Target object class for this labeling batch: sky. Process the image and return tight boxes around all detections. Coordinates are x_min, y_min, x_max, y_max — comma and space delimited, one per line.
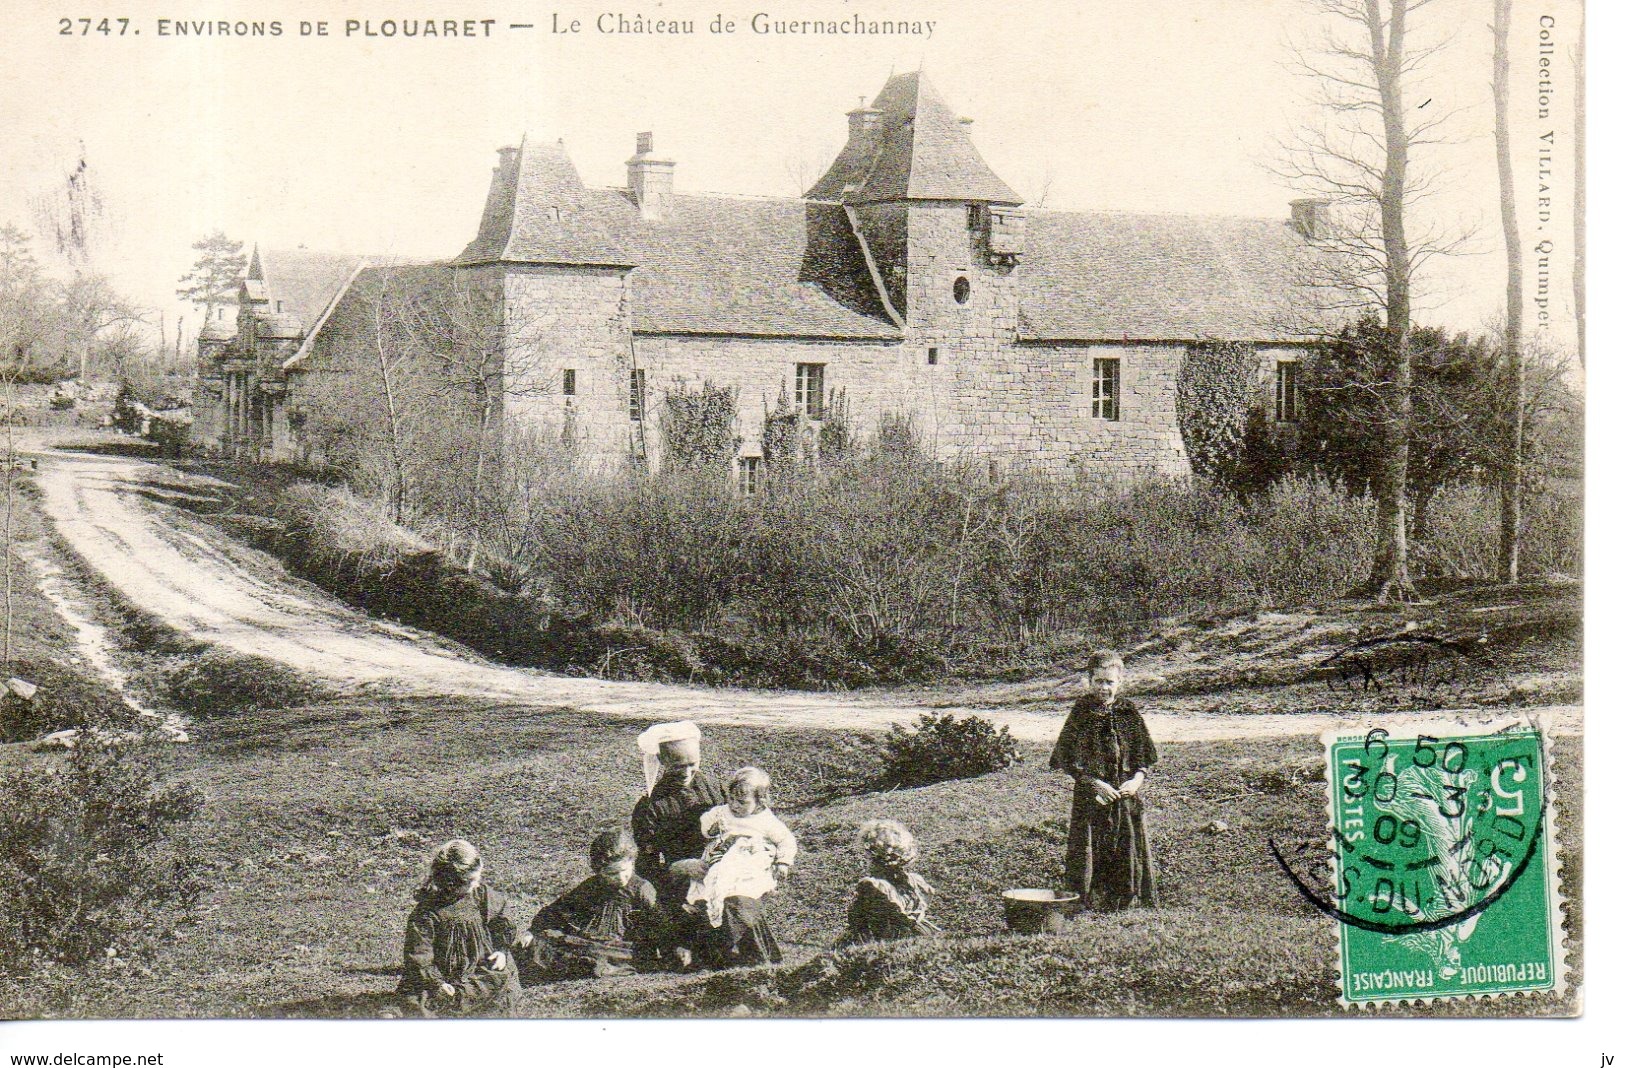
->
0, 0, 1584, 354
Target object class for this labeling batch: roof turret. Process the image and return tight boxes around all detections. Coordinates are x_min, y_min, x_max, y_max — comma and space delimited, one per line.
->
805, 72, 1021, 206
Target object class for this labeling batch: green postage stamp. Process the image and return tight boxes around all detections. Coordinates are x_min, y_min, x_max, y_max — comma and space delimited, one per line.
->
1320, 718, 1566, 1006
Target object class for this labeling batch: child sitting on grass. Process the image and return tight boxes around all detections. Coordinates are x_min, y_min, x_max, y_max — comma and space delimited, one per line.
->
1049, 649, 1160, 910
673, 766, 797, 929
525, 829, 671, 979
396, 838, 526, 1017
839, 818, 942, 945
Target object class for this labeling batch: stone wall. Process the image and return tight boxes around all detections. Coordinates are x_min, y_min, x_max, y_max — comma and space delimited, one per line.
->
498, 264, 634, 470
899, 201, 1025, 464
629, 336, 913, 468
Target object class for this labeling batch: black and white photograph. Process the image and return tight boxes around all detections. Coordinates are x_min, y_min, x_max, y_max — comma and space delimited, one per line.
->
0, 0, 1596, 1059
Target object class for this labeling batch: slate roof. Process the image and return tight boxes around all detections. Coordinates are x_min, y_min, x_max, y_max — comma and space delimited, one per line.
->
282, 259, 443, 371
455, 138, 635, 268
246, 248, 367, 335
455, 138, 899, 339
452, 79, 1320, 343
1018, 211, 1319, 342
806, 72, 1021, 206
617, 194, 897, 337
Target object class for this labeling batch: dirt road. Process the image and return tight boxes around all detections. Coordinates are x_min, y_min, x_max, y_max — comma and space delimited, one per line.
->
30, 448, 1580, 743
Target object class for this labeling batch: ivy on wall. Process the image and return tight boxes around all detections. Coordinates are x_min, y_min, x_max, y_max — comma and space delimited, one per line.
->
1176, 340, 1256, 482
762, 381, 809, 473
660, 380, 741, 471
819, 387, 853, 463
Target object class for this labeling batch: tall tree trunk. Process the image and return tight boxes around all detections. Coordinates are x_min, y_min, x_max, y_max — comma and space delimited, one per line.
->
466, 391, 492, 573
372, 279, 408, 523
1359, 0, 1417, 603
1494, 0, 1524, 583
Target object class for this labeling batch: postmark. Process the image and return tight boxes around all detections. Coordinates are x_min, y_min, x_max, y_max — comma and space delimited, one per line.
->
1272, 717, 1565, 1005
1314, 633, 1486, 708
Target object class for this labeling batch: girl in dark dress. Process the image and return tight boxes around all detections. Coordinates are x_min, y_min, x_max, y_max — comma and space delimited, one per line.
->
396, 839, 525, 1017
527, 829, 670, 978
1048, 650, 1159, 910
839, 818, 942, 946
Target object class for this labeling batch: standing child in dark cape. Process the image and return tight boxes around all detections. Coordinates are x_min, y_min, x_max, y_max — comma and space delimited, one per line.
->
1049, 650, 1160, 910
396, 839, 525, 1017
527, 829, 670, 978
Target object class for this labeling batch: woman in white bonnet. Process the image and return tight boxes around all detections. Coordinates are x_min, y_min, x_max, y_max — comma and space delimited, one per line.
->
629, 721, 783, 967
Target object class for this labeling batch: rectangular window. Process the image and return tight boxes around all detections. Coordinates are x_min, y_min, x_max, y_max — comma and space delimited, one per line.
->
927, 347, 939, 366
1275, 359, 1300, 422
739, 456, 762, 497
795, 363, 826, 418
562, 369, 577, 398
629, 368, 646, 422
1091, 358, 1120, 421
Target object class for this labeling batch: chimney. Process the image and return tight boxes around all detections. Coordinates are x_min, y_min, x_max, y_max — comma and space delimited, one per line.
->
846, 97, 884, 151
1290, 198, 1331, 240
494, 144, 519, 176
626, 131, 675, 222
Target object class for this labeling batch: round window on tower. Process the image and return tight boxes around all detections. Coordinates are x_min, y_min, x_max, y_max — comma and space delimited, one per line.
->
953, 276, 971, 304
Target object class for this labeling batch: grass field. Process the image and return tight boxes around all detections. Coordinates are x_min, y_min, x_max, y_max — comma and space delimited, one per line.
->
0, 693, 1582, 1019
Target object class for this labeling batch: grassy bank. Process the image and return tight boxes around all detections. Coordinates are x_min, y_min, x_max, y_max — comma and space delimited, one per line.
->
0, 694, 1581, 1018
0, 475, 139, 742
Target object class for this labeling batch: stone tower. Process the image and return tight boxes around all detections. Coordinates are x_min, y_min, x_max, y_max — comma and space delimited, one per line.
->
806, 72, 1027, 455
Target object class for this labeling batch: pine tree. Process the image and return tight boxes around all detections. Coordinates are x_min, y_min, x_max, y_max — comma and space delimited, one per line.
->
176, 231, 247, 330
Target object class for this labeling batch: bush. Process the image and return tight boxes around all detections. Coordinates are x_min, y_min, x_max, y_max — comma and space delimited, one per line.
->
1419, 481, 1583, 581
0, 734, 205, 973
164, 649, 334, 718
876, 712, 1020, 787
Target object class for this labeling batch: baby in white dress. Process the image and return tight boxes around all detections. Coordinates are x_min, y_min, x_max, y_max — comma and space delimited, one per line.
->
682, 766, 797, 928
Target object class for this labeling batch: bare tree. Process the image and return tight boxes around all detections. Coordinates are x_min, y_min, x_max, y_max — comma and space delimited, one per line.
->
295, 263, 563, 568
30, 144, 108, 271
59, 272, 145, 382
1276, 0, 1460, 602
1492, 0, 1523, 582
0, 226, 49, 676
384, 270, 558, 569
784, 137, 837, 198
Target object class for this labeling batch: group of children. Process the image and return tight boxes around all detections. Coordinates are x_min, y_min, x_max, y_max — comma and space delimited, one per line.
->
394, 650, 1156, 1017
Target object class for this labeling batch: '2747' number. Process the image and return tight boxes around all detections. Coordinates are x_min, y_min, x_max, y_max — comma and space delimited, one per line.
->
59, 18, 133, 34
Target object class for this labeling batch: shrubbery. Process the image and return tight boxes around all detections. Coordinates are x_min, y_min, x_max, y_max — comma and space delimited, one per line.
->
485, 456, 1386, 680
0, 734, 205, 972
257, 431, 1580, 688
876, 712, 1020, 787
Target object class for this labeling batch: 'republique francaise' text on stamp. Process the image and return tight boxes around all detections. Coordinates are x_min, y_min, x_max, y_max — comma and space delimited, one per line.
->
1323, 719, 1564, 1005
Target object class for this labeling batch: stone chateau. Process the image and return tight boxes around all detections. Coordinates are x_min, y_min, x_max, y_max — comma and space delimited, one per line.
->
195, 72, 1323, 481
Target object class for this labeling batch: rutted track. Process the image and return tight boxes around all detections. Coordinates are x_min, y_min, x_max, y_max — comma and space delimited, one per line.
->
32, 449, 1581, 742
